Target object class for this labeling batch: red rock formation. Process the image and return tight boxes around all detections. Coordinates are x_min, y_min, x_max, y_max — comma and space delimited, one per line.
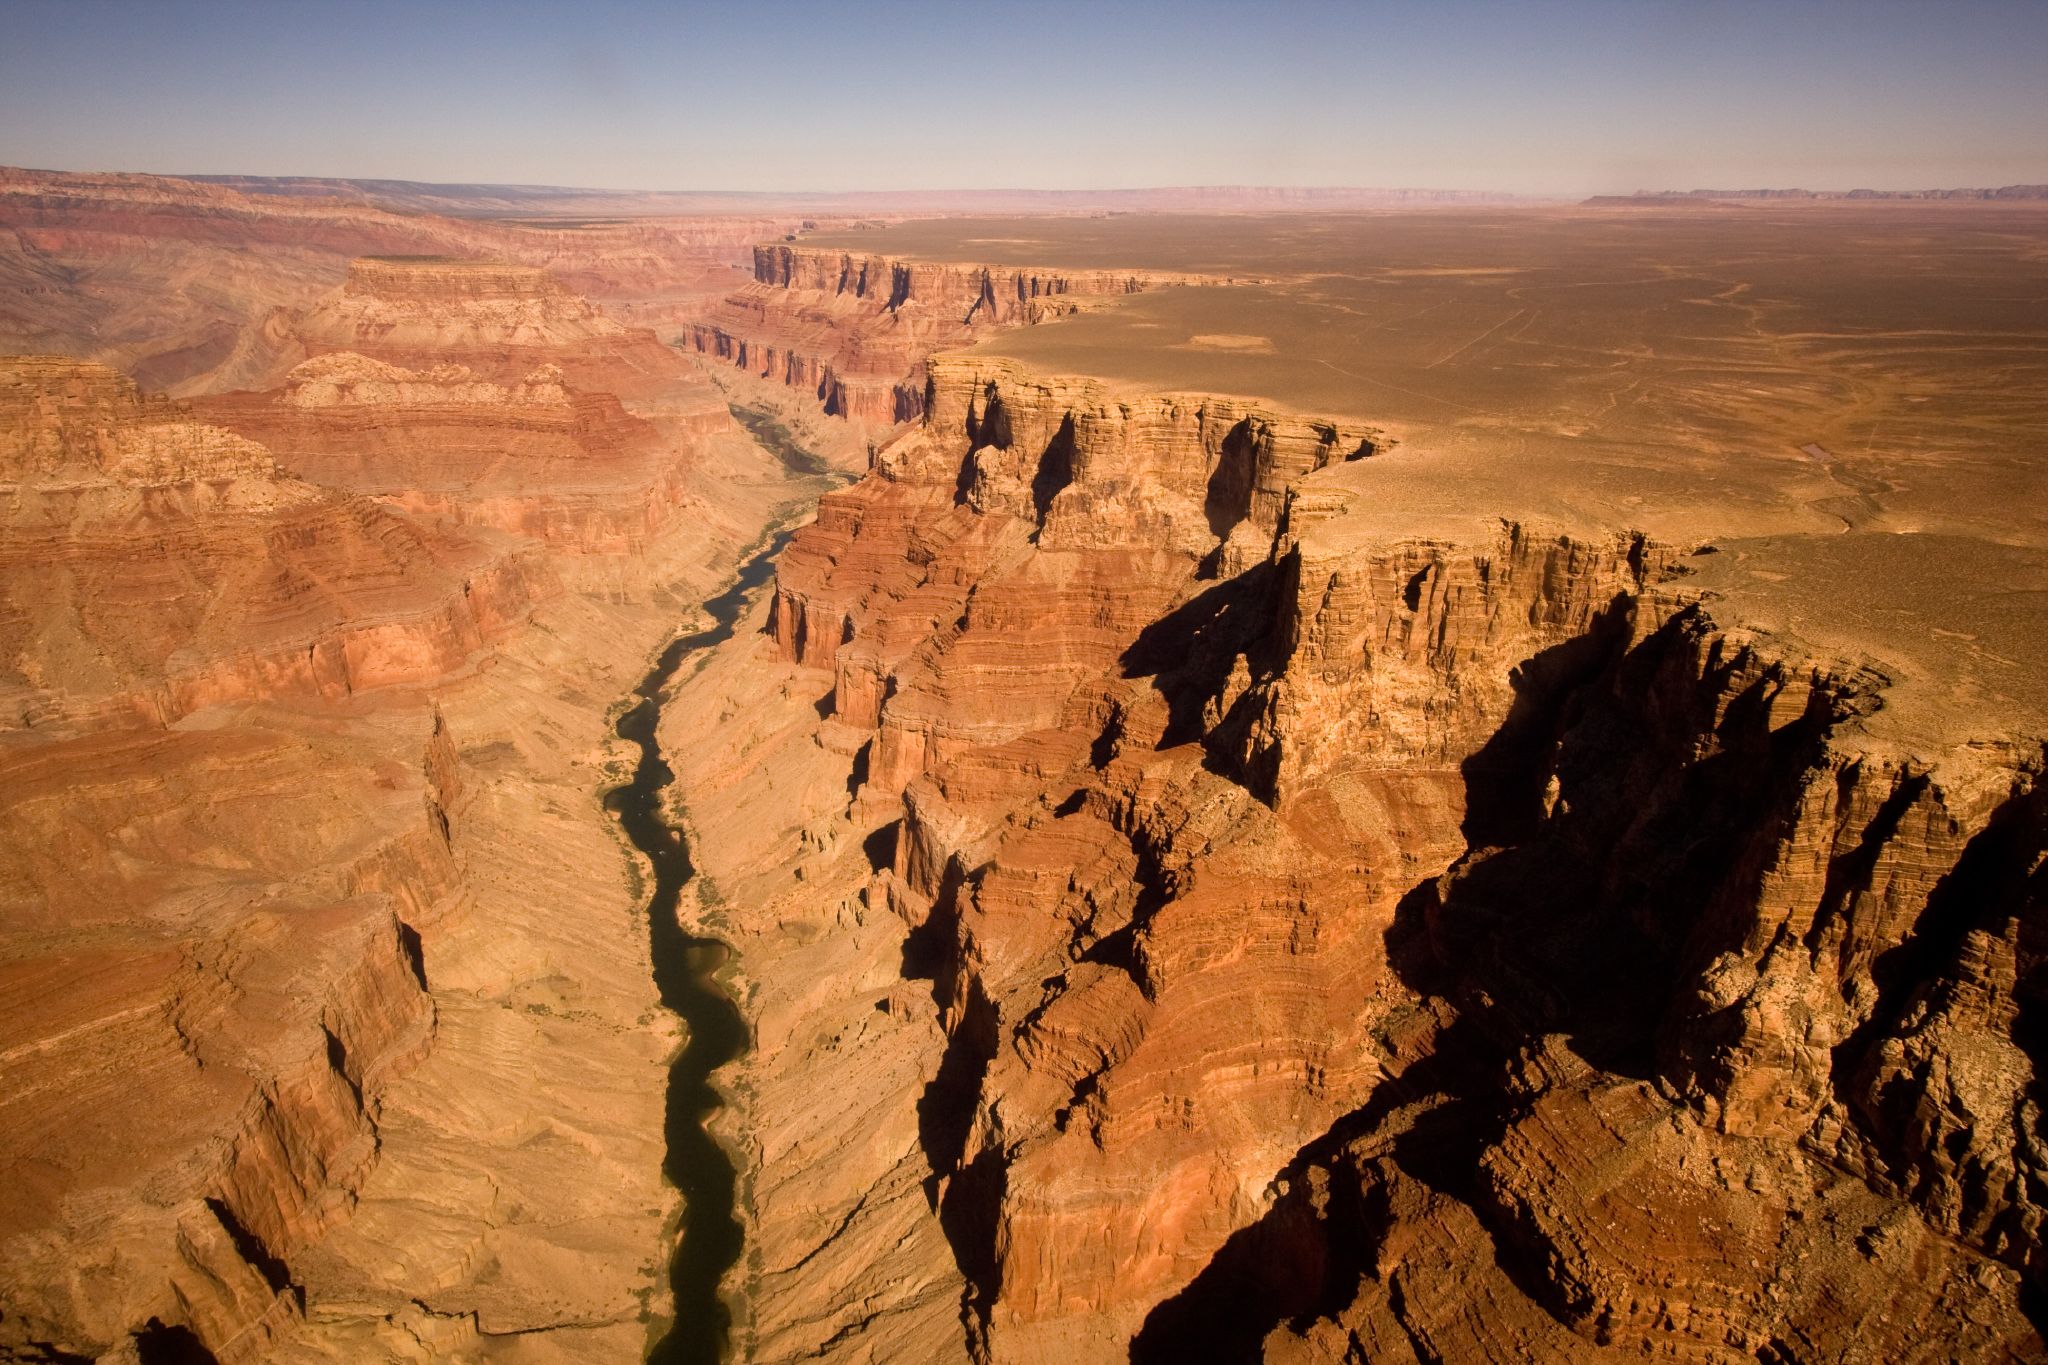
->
196, 352, 699, 554
715, 352, 2047, 1361
684, 244, 1220, 425
1147, 591, 2046, 1363
0, 710, 453, 1361
276, 257, 721, 410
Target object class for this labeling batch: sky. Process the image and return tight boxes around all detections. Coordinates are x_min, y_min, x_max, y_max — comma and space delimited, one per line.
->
3, 0, 2045, 195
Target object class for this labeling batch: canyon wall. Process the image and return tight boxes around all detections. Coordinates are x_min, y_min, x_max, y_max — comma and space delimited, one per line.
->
8, 170, 2043, 1364
666, 352, 2046, 1362
682, 245, 1220, 426
0, 355, 553, 729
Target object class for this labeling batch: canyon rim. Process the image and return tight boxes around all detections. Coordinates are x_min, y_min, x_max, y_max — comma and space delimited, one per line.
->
3, 3, 2048, 1362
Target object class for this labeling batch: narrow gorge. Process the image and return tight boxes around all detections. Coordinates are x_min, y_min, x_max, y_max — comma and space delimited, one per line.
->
609, 529, 795, 1365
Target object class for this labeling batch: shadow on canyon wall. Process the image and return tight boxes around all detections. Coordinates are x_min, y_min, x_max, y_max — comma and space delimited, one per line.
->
1129, 604, 2048, 1361
882, 526, 2048, 1362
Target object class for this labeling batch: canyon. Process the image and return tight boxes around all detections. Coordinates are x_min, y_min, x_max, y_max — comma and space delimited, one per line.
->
1, 169, 2045, 1365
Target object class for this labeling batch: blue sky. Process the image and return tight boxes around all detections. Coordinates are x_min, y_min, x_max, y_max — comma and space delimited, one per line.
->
3, 0, 2044, 193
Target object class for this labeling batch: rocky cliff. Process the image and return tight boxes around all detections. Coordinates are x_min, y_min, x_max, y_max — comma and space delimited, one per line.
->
663, 352, 2046, 1363
8, 170, 2043, 1363
197, 351, 690, 555
1, 708, 453, 1361
682, 245, 1220, 426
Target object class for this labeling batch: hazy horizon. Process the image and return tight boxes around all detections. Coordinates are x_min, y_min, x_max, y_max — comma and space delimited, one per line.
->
5, 0, 2046, 197
20, 171, 2048, 201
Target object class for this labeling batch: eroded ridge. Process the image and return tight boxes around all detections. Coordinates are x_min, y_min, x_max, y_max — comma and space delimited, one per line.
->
0, 240, 807, 1360
682, 243, 1229, 425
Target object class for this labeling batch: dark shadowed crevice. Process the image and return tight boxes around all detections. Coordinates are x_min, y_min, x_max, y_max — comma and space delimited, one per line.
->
915, 981, 1007, 1354
396, 920, 427, 989
1121, 560, 1282, 760
133, 1322, 217, 1365
321, 1026, 365, 1111
1456, 591, 1634, 849
1401, 565, 1430, 613
1031, 414, 1077, 526
861, 817, 896, 872
203, 1197, 296, 1299
967, 382, 1014, 450
918, 984, 1000, 1190
954, 445, 979, 506
1203, 417, 1258, 539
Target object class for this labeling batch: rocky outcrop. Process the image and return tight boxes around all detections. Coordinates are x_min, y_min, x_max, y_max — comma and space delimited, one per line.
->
683, 245, 1222, 425
1136, 583, 2046, 1363
278, 352, 572, 409
0, 711, 453, 1362
768, 354, 1377, 772
675, 349, 2046, 1362
748, 245, 1205, 324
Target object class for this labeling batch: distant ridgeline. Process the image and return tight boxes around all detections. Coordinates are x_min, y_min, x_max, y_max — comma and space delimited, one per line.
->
1586, 184, 2048, 204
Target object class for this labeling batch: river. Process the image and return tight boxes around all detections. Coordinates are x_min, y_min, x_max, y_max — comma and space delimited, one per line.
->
606, 528, 795, 1365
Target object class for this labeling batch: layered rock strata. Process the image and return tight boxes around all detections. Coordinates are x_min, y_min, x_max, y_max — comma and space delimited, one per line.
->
683, 245, 1221, 425
199, 352, 694, 554
268, 257, 730, 414
0, 355, 547, 729
663, 353, 2047, 1363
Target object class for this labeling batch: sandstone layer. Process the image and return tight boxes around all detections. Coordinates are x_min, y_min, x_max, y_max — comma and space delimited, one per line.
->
0, 355, 548, 730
